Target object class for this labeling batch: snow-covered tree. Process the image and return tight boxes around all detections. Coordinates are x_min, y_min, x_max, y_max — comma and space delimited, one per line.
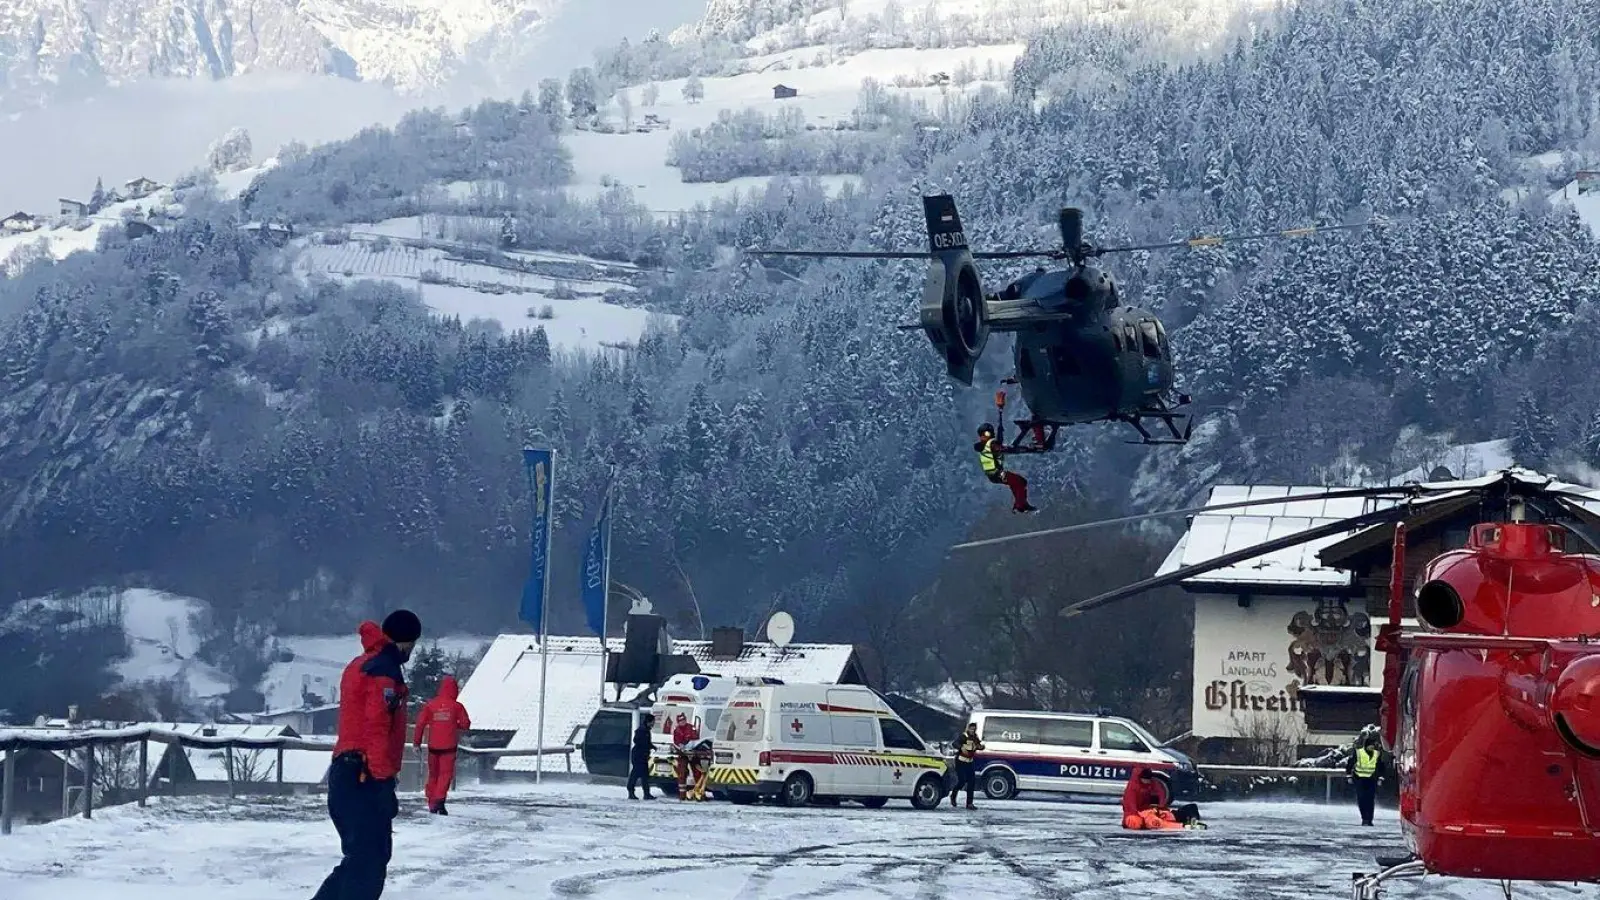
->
206, 127, 254, 174
682, 75, 705, 104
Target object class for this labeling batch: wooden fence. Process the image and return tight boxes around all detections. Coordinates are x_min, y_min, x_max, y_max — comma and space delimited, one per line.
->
0, 726, 573, 835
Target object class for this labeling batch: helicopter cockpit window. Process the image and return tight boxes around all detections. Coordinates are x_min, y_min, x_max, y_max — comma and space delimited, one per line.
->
1139, 321, 1161, 358
1122, 323, 1137, 353
1111, 329, 1123, 352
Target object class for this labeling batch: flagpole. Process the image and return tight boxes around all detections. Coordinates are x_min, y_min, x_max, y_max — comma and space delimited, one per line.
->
599, 468, 616, 705
536, 449, 556, 784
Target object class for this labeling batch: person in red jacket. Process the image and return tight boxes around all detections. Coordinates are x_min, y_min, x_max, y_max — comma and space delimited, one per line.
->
1120, 765, 1203, 830
313, 610, 422, 900
413, 675, 471, 815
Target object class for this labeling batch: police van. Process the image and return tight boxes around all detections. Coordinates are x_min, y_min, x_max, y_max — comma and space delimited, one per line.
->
709, 682, 948, 809
647, 674, 777, 793
963, 709, 1198, 801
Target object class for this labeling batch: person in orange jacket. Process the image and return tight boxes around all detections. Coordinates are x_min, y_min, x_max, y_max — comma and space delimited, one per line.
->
413, 675, 471, 815
1120, 765, 1204, 830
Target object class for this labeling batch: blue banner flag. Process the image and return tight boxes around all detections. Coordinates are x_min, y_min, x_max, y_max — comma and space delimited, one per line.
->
580, 479, 613, 636
519, 447, 555, 631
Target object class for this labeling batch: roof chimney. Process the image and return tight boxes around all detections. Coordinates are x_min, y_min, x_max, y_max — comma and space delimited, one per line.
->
711, 626, 745, 660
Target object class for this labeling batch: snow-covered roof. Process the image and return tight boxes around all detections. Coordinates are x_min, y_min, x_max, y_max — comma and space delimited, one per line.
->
461, 633, 860, 774
1156, 469, 1600, 590
1155, 485, 1399, 588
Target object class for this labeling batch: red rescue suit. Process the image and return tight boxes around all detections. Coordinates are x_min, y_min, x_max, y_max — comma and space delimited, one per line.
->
414, 675, 471, 812
1121, 765, 1183, 830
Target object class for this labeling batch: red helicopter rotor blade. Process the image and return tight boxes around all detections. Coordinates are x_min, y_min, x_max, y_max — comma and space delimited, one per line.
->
1058, 503, 1415, 618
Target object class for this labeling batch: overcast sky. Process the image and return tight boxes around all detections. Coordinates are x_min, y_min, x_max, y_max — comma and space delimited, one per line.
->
0, 0, 708, 213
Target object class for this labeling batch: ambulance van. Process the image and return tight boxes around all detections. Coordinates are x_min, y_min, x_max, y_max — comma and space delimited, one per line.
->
647, 674, 779, 793
708, 682, 948, 809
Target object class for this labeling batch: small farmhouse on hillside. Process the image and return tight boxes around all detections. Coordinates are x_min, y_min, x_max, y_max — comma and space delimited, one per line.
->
121, 177, 162, 199
2, 211, 39, 233
773, 84, 798, 99
58, 198, 87, 217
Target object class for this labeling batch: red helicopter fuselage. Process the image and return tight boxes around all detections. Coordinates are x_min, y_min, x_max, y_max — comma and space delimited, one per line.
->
1384, 521, 1600, 882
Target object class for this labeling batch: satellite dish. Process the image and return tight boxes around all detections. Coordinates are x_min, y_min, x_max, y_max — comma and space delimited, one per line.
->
766, 611, 795, 649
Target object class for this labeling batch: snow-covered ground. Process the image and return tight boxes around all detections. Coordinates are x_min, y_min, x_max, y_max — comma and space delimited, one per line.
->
0, 782, 1570, 899
261, 634, 495, 711
293, 215, 669, 349
0, 589, 233, 705
566, 43, 1020, 213
1551, 176, 1600, 235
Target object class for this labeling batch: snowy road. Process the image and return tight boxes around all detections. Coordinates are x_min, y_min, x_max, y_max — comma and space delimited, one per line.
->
0, 782, 1589, 899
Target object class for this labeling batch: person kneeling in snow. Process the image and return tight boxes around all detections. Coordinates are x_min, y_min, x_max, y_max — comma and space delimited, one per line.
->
1120, 766, 1204, 830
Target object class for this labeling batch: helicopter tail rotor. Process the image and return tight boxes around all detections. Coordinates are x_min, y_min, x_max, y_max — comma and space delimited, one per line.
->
919, 194, 989, 385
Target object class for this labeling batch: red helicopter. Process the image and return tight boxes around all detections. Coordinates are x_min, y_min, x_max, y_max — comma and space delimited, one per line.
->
950, 470, 1600, 898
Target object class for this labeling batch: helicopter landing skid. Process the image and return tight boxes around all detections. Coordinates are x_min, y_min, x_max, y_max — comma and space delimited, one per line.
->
1350, 859, 1427, 900
1002, 421, 1060, 454
1119, 411, 1191, 445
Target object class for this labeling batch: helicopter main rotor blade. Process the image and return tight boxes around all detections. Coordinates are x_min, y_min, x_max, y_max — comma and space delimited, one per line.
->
744, 249, 934, 259
1091, 220, 1378, 257
948, 484, 1425, 552
1057, 503, 1416, 619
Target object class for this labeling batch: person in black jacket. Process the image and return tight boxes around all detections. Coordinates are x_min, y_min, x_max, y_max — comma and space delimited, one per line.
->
627, 712, 656, 799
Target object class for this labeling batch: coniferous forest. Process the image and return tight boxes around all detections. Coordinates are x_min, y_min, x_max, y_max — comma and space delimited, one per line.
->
3, 0, 1600, 723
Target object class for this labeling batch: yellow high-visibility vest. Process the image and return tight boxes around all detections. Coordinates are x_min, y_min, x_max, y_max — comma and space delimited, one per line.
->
978, 438, 1002, 474
1354, 747, 1379, 778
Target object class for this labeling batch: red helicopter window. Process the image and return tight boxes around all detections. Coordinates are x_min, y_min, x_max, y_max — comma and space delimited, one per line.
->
1139, 321, 1161, 358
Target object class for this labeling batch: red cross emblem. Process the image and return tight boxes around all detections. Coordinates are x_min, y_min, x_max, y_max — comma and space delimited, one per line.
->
893, 769, 903, 781
790, 718, 803, 733
745, 715, 758, 729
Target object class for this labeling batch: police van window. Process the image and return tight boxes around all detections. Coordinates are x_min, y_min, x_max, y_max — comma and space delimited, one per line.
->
1098, 722, 1147, 753
1139, 321, 1161, 358
831, 716, 877, 747
879, 719, 925, 752
982, 716, 1040, 743
1037, 718, 1093, 747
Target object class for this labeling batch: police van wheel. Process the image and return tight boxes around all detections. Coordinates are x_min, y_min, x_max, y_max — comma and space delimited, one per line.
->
780, 773, 815, 807
982, 769, 1017, 801
911, 775, 944, 810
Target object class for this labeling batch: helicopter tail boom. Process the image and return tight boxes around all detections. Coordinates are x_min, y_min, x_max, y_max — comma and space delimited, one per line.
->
918, 194, 990, 385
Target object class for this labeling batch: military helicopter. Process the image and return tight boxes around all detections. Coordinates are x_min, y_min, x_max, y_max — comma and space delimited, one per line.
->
749, 194, 1372, 447
951, 469, 1600, 898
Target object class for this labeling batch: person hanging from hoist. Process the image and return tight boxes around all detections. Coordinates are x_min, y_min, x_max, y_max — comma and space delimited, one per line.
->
976, 423, 1038, 513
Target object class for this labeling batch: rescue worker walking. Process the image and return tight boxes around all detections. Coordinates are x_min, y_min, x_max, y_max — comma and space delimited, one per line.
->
976, 424, 1037, 513
412, 674, 471, 815
950, 722, 984, 808
1347, 731, 1388, 826
627, 712, 655, 800
313, 609, 422, 900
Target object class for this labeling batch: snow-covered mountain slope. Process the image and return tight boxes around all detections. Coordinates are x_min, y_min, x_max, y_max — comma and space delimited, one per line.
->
571, 0, 1275, 215
0, 0, 564, 104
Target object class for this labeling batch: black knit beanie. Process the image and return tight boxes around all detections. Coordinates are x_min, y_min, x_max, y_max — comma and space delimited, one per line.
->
382, 609, 422, 643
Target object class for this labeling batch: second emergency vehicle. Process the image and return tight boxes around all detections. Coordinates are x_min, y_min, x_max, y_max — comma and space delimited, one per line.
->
648, 674, 779, 794
963, 709, 1198, 801
709, 683, 947, 809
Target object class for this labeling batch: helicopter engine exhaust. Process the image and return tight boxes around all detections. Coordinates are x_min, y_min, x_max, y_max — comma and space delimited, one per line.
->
919, 194, 989, 385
